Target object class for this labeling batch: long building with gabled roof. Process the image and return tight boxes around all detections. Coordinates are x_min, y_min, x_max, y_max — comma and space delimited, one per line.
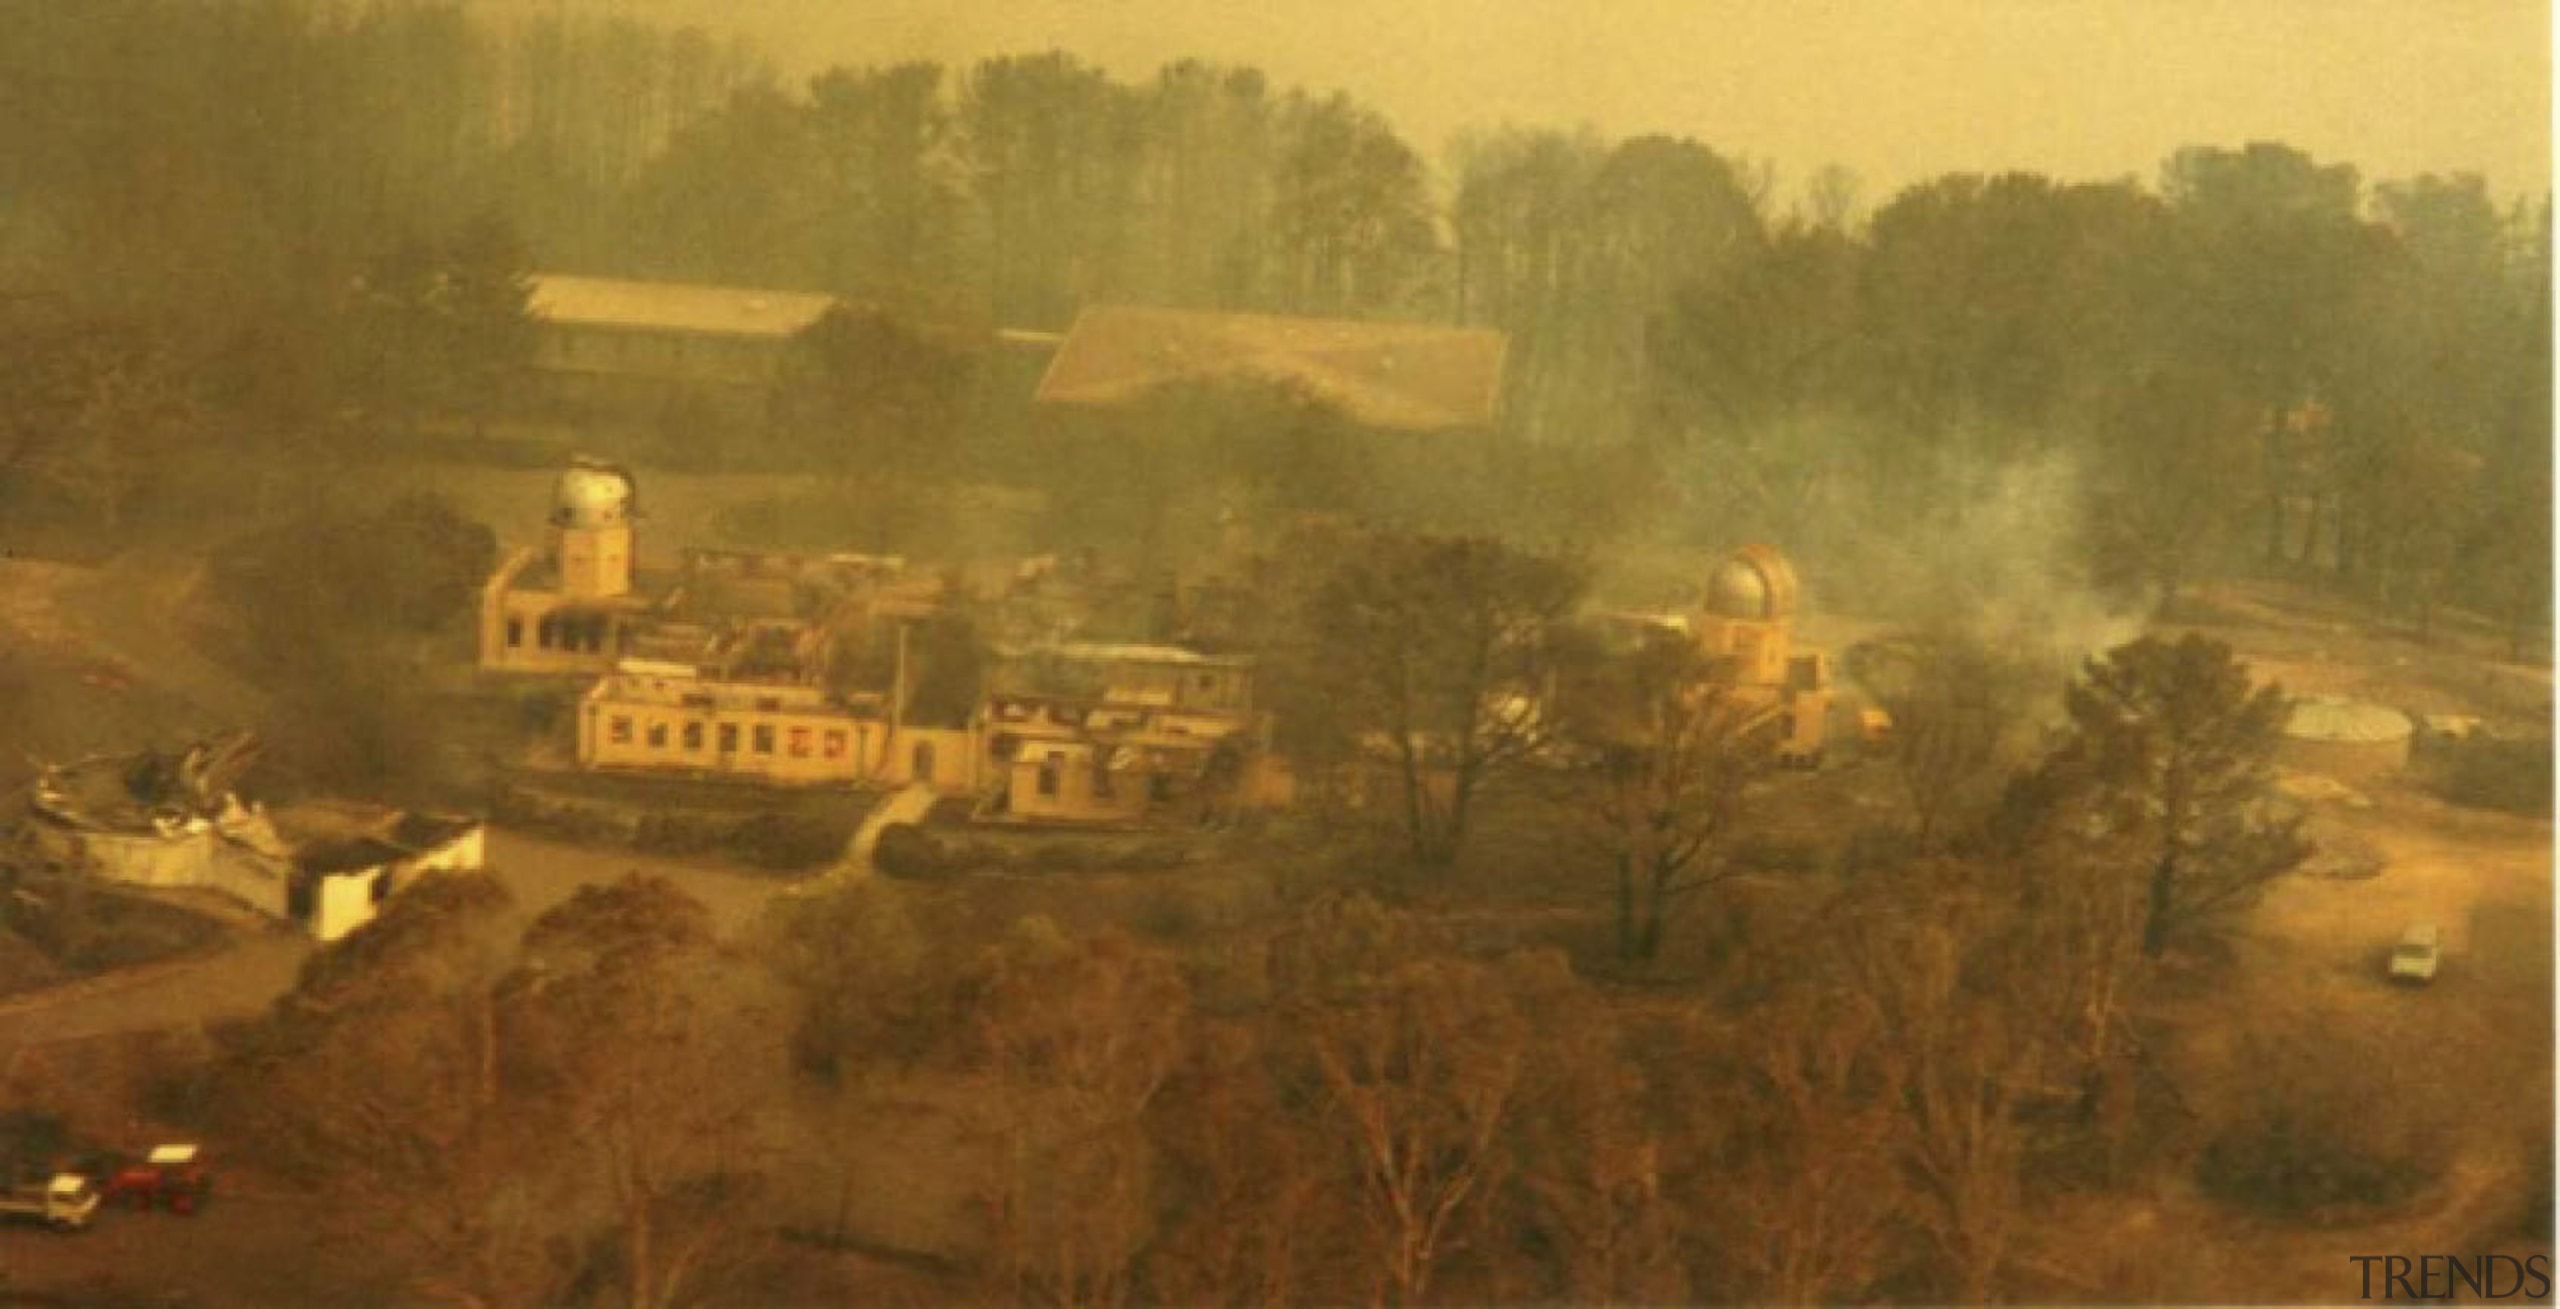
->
1034, 304, 1509, 431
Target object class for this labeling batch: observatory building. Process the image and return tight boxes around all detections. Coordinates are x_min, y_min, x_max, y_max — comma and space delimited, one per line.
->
478, 458, 666, 677
1691, 544, 1835, 766
1591, 544, 1840, 766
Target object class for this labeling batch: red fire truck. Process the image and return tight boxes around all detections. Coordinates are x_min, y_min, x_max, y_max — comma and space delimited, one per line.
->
102, 1144, 211, 1214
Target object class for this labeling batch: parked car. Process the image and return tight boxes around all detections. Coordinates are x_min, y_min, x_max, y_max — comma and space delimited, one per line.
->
0, 1173, 100, 1231
102, 1144, 210, 1214
2388, 923, 2442, 985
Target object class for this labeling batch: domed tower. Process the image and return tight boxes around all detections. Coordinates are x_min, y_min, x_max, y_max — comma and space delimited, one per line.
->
551, 458, 636, 599
1694, 544, 1799, 687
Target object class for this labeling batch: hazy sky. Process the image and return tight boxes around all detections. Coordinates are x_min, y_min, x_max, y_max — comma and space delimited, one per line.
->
629, 0, 2551, 209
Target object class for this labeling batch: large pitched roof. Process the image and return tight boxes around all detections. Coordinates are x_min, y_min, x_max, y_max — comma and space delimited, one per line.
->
529, 274, 837, 339
1035, 305, 1508, 431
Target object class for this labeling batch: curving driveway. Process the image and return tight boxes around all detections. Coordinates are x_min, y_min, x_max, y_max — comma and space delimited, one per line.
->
0, 826, 812, 1051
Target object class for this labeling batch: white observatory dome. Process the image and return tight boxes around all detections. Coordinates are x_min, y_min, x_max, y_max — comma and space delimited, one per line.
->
1705, 558, 1770, 619
1703, 545, 1799, 621
552, 460, 634, 529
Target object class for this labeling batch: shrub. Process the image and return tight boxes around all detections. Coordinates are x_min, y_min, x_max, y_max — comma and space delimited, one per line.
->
1833, 824, 1920, 879
2195, 1033, 2452, 1224
634, 811, 722, 857
730, 813, 845, 871
872, 823, 950, 880
2430, 735, 2555, 817
1735, 834, 1821, 875
1029, 842, 1105, 875
1133, 888, 1205, 940
2197, 1109, 2437, 1221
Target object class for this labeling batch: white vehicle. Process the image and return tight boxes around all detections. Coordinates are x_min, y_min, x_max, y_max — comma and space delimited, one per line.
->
2389, 923, 2442, 985
0, 1173, 101, 1231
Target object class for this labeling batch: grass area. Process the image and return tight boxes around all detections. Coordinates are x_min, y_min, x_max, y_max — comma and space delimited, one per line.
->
0, 873, 224, 998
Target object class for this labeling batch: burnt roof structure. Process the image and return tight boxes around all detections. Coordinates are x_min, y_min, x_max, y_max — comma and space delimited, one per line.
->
1034, 305, 1509, 431
31, 730, 262, 833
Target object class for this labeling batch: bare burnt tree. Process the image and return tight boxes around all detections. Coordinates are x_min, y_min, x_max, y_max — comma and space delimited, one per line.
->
1489, 957, 1688, 1305
1838, 898, 2043, 1302
504, 876, 786, 1309
970, 922, 1189, 1309
205, 875, 581, 1308
1312, 532, 1588, 869
1562, 630, 1768, 965
1139, 1017, 1333, 1307
1710, 999, 1906, 1303
1852, 629, 2034, 850
1294, 954, 1531, 1306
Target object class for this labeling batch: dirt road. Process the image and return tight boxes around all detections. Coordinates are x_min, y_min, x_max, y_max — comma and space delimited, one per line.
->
2018, 777, 2552, 1303
0, 828, 805, 1053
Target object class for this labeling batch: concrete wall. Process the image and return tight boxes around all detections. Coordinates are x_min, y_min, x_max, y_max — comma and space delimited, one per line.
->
1002, 744, 1155, 824
310, 823, 487, 943
203, 843, 291, 920
485, 592, 627, 676
311, 871, 384, 943
481, 546, 628, 677
582, 691, 870, 786
73, 828, 216, 889
876, 726, 977, 793
1695, 614, 1793, 686
580, 679, 991, 796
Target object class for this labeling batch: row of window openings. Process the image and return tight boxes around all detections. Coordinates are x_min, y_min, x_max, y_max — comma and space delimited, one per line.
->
608, 717, 849, 760
1025, 756, 1167, 803
604, 717, 941, 777
507, 615, 611, 653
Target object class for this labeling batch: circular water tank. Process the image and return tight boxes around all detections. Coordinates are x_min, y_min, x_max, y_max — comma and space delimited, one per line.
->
553, 461, 634, 529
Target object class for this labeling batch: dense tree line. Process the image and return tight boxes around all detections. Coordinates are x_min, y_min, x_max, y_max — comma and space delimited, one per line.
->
4, 3, 2540, 646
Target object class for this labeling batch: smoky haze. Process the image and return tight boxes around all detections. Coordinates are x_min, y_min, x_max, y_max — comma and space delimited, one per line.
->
0, 2, 2549, 1306
599, 0, 2554, 204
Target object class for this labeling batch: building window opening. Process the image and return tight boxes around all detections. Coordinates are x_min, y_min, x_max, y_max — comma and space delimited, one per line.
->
1037, 756, 1061, 797
823, 730, 847, 760
647, 722, 669, 749
536, 616, 556, 649
683, 722, 704, 752
505, 617, 523, 649
609, 716, 633, 745
753, 725, 776, 755
788, 727, 812, 758
912, 741, 936, 781
717, 723, 740, 754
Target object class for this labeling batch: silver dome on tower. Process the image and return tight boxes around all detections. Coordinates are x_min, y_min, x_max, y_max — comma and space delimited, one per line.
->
552, 458, 635, 529
1703, 544, 1799, 621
